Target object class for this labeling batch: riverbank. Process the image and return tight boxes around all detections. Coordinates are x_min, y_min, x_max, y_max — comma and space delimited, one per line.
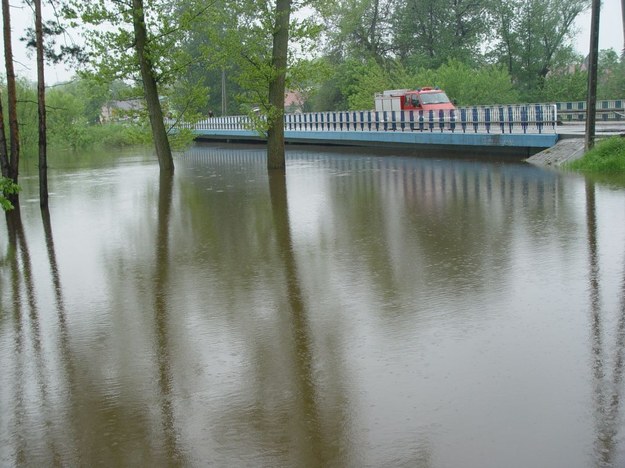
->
526, 138, 586, 167
528, 121, 625, 167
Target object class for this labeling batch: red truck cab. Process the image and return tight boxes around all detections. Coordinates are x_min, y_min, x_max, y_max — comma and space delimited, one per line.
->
375, 87, 456, 112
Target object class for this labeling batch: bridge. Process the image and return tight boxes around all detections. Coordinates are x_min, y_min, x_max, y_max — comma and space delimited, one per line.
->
176, 100, 625, 157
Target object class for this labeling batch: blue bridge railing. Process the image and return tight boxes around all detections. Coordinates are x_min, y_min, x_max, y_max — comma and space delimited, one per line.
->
556, 98, 625, 121
179, 104, 558, 135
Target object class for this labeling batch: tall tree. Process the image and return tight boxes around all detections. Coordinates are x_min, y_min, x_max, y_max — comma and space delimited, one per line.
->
267, 0, 292, 170
161, 1, 241, 117
489, 0, 590, 97
322, 0, 395, 65
68, 0, 214, 171
391, 0, 488, 68
596, 49, 625, 99
34, 0, 49, 207
20, 0, 90, 205
214, 0, 323, 167
2, 0, 20, 187
131, 0, 173, 171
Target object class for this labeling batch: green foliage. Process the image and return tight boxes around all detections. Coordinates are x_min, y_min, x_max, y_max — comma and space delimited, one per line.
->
321, 0, 394, 65
0, 177, 20, 211
305, 51, 625, 110
2, 72, 198, 155
166, 79, 209, 123
6, 0, 622, 130
343, 59, 388, 110
334, 59, 519, 110
66, 0, 220, 158
306, 0, 620, 109
567, 137, 625, 173
488, 0, 590, 98
316, 58, 363, 110
12, 80, 39, 156
287, 58, 333, 113
392, 0, 488, 69
539, 70, 588, 102
46, 85, 91, 149
209, 0, 324, 133
597, 49, 625, 100
95, 123, 152, 147
167, 127, 195, 151
418, 61, 519, 106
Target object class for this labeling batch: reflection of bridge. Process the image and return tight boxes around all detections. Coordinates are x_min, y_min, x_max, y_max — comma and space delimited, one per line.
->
183, 144, 562, 211
175, 104, 561, 157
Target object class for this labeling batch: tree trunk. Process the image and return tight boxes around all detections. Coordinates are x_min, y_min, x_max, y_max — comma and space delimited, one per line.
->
0, 91, 8, 178
35, 0, 48, 208
266, 0, 292, 170
2, 0, 20, 184
585, 0, 601, 151
132, 0, 174, 172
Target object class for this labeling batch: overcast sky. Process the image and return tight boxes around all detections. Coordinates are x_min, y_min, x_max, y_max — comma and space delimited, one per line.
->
1, 0, 624, 85
574, 0, 624, 55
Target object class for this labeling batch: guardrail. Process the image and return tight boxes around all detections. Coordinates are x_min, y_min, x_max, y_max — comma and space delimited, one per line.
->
556, 99, 625, 121
178, 104, 559, 135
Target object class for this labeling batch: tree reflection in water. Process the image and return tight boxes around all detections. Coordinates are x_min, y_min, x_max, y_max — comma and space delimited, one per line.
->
3, 147, 625, 466
5, 208, 27, 464
268, 169, 325, 466
41, 206, 80, 464
586, 180, 625, 467
153, 171, 185, 465
5, 207, 61, 464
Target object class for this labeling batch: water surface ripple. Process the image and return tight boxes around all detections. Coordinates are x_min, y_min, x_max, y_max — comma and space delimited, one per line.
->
1, 144, 625, 467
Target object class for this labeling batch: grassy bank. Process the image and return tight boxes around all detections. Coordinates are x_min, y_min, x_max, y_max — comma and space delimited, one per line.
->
566, 136, 625, 173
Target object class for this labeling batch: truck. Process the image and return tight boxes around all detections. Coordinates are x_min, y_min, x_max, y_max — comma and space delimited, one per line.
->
374, 87, 456, 112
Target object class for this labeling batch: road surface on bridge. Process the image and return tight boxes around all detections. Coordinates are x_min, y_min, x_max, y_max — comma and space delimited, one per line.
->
558, 121, 625, 138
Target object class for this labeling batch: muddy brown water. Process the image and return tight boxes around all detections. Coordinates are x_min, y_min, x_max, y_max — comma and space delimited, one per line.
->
1, 143, 625, 467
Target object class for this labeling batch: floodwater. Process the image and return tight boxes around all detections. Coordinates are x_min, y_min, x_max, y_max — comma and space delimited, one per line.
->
1, 143, 625, 468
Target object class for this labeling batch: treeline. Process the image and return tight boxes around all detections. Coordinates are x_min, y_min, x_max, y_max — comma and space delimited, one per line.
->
0, 78, 193, 155
5, 49, 622, 156
197, 0, 625, 112
306, 51, 625, 111
301, 0, 625, 109
3, 0, 625, 157
3, 51, 624, 156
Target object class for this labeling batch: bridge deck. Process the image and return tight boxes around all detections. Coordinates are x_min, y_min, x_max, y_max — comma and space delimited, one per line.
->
192, 128, 559, 157
181, 105, 563, 157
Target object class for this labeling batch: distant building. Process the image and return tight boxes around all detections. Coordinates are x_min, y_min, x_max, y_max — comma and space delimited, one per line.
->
285, 90, 305, 113
100, 99, 144, 123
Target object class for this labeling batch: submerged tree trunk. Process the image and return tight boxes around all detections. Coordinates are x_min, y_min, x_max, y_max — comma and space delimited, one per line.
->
266, 0, 292, 170
2, 0, 20, 185
0, 91, 8, 178
132, 0, 174, 172
35, 0, 48, 208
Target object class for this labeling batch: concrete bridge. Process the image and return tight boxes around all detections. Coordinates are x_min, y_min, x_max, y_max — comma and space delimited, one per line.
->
176, 102, 624, 158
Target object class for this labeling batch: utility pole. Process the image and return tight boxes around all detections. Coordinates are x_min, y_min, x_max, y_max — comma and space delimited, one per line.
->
621, 0, 625, 56
585, 0, 601, 151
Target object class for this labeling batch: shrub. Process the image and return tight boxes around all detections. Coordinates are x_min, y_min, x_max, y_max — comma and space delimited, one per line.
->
0, 177, 21, 211
567, 137, 625, 173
